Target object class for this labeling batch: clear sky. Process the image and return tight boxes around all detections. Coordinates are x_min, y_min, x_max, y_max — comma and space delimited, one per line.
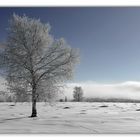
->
1, 7, 140, 83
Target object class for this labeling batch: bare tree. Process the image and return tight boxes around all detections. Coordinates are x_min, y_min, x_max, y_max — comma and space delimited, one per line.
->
65, 96, 67, 102
37, 79, 63, 102
0, 14, 79, 117
73, 86, 83, 102
9, 85, 30, 102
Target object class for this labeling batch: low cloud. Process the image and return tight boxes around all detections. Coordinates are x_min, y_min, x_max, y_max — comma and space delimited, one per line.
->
64, 81, 140, 100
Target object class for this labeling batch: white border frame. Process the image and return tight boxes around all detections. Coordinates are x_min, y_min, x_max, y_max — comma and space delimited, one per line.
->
1, 0, 140, 7
0, 0, 140, 140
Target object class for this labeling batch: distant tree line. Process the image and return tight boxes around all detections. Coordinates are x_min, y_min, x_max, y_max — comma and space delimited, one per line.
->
1, 85, 140, 103
84, 97, 140, 103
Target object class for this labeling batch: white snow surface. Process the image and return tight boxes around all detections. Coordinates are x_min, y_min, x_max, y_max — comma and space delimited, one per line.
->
0, 102, 140, 134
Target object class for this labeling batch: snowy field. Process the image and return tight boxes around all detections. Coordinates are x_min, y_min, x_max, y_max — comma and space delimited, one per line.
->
1, 102, 140, 134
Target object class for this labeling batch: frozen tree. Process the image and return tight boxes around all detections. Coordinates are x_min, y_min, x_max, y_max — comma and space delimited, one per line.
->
37, 79, 63, 102
65, 96, 67, 102
0, 14, 79, 117
9, 85, 30, 102
73, 86, 83, 102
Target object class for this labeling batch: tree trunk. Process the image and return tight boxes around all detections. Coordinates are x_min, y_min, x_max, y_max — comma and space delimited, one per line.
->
31, 98, 37, 117
31, 87, 37, 117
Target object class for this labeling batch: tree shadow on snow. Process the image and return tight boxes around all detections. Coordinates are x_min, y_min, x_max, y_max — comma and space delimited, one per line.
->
0, 116, 28, 123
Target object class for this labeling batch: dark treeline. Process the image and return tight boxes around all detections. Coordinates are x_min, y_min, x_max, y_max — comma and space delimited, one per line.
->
58, 97, 140, 103
84, 97, 140, 103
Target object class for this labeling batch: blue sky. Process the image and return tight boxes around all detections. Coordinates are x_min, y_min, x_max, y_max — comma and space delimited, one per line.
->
1, 7, 140, 83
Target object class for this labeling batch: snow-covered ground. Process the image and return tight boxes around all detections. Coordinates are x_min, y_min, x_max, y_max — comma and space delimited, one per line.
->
0, 102, 140, 134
